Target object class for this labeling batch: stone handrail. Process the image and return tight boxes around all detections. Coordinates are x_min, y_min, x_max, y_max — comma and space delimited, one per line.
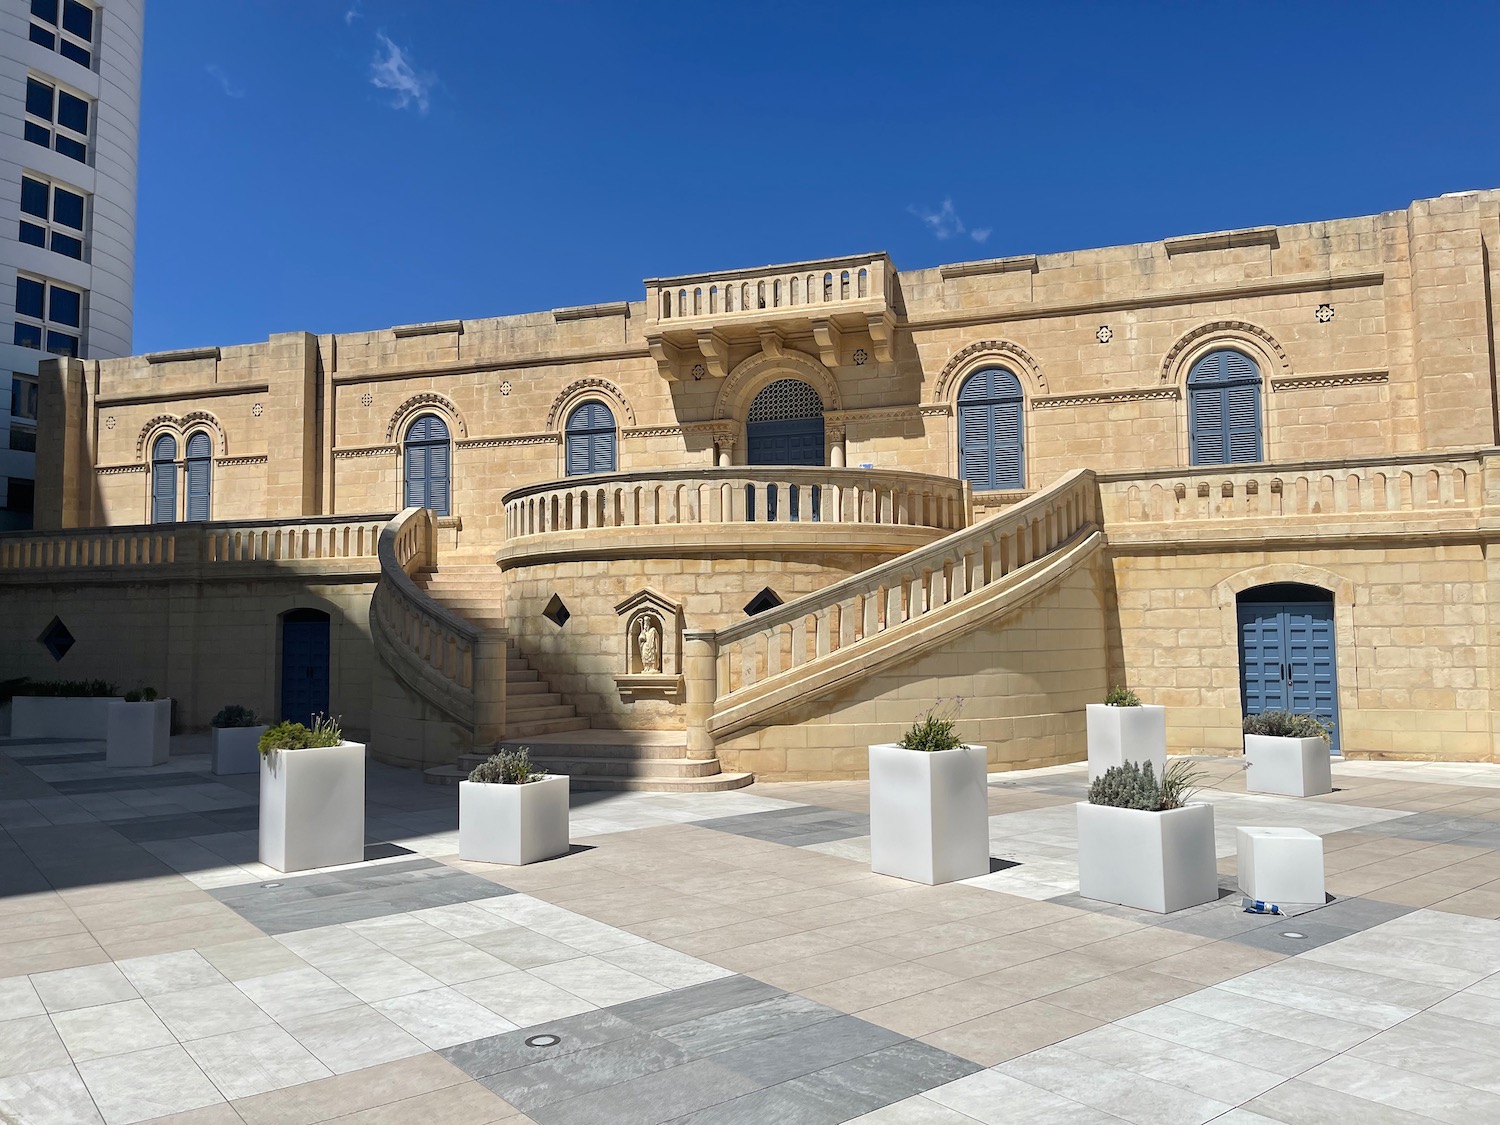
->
708, 469, 1098, 706
370, 507, 481, 729
1097, 452, 1488, 529
647, 254, 889, 323
0, 514, 392, 571
503, 467, 970, 540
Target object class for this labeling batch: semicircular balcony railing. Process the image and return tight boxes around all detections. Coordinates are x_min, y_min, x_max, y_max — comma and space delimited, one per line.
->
501, 467, 972, 541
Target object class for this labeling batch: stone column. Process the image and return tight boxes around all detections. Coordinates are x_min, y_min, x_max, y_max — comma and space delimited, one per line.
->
683, 628, 718, 760
472, 630, 509, 744
32, 357, 88, 529
828, 424, 847, 468
717, 436, 735, 468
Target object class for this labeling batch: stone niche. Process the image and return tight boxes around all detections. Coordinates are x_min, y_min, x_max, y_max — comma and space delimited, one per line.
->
615, 587, 684, 703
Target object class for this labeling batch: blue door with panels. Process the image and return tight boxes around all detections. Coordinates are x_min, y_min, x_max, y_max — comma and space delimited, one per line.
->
746, 378, 825, 468
403, 415, 451, 514
1189, 349, 1262, 465
565, 402, 617, 476
957, 367, 1025, 491
185, 431, 212, 522
280, 609, 330, 727
1238, 584, 1339, 752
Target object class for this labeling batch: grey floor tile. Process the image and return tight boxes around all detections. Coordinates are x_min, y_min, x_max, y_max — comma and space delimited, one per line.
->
481, 1031, 695, 1111
0, 1013, 71, 1078
611, 975, 784, 1032
529, 1057, 758, 1125
1229, 921, 1360, 956
664, 1082, 847, 1125
280, 1003, 427, 1075
31, 962, 140, 1013
76, 1043, 224, 1125
0, 1063, 105, 1125
710, 1015, 905, 1086
52, 998, 177, 1063
657, 994, 842, 1056
789, 1041, 983, 1116
441, 1008, 643, 1079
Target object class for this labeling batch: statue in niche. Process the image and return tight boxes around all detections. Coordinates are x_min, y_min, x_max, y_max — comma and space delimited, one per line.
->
638, 614, 661, 673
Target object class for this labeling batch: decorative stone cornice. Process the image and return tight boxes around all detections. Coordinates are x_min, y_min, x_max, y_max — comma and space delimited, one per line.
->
332, 444, 399, 459
456, 433, 560, 449
392, 320, 463, 338
145, 346, 220, 364
1271, 370, 1389, 392
552, 301, 629, 321
1033, 386, 1181, 410
939, 254, 1038, 280
826, 406, 923, 425
215, 455, 268, 466
622, 425, 685, 439
97, 463, 147, 475
1164, 226, 1279, 255
1160, 321, 1291, 383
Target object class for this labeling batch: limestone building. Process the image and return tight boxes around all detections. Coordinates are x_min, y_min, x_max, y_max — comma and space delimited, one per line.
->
0, 0, 143, 530
3, 189, 1497, 787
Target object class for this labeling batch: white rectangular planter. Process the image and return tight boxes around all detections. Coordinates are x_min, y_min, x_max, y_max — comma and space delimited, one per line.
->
868, 743, 990, 885
1237, 826, 1326, 904
105, 700, 171, 768
1076, 801, 1218, 913
212, 725, 270, 775
1086, 703, 1167, 782
1244, 735, 1332, 797
459, 775, 570, 865
259, 741, 366, 873
11, 695, 122, 739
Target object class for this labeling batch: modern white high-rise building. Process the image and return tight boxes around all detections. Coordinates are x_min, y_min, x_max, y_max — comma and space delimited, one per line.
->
0, 0, 141, 529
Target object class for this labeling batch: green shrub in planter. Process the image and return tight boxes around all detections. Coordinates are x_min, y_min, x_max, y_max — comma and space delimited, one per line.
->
1242, 711, 1333, 740
1088, 759, 1204, 811
1104, 685, 1142, 707
469, 747, 540, 784
212, 704, 260, 728
122, 686, 159, 703
897, 699, 966, 753
258, 714, 343, 756
16, 679, 118, 697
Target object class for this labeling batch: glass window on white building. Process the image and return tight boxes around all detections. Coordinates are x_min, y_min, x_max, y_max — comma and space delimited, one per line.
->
20, 176, 85, 260
14, 275, 82, 358
24, 77, 90, 162
28, 0, 95, 69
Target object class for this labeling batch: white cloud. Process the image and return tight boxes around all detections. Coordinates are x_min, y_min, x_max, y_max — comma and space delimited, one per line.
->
370, 32, 433, 113
909, 198, 992, 244
344, 4, 361, 25
205, 63, 244, 98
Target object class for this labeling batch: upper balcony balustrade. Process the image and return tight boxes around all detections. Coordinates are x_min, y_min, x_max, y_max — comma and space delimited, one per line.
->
499, 466, 969, 567
643, 254, 897, 379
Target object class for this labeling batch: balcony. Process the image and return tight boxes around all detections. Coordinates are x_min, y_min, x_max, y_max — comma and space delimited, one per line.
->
643, 253, 897, 379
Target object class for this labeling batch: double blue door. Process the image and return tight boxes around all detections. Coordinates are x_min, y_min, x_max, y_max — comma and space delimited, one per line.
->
280, 610, 330, 727
746, 417, 824, 466
1238, 598, 1339, 752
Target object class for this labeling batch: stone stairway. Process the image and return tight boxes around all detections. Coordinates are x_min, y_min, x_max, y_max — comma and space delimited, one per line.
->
413, 564, 751, 792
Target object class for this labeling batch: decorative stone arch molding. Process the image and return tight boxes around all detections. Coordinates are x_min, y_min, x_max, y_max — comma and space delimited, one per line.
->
1160, 321, 1291, 385
545, 379, 636, 431
713, 350, 842, 422
931, 339, 1047, 404
134, 411, 228, 459
385, 392, 468, 443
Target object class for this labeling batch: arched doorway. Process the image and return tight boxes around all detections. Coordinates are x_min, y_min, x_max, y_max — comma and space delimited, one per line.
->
746, 379, 824, 466
1237, 583, 1339, 752
280, 608, 330, 726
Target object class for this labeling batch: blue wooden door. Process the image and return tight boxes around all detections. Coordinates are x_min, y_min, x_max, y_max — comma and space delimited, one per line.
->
746, 417, 825, 466
280, 610, 330, 727
1238, 598, 1339, 752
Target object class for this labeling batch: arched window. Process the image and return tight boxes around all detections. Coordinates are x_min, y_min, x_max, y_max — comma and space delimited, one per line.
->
1188, 349, 1262, 465
746, 379, 825, 468
150, 434, 177, 523
184, 431, 212, 522
403, 414, 451, 515
957, 367, 1025, 491
565, 401, 617, 476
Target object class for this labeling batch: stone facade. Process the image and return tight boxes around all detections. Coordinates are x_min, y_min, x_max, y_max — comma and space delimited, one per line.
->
4, 190, 1499, 778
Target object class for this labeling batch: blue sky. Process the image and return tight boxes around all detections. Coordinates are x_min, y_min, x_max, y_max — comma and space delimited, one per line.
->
135, 1, 1500, 352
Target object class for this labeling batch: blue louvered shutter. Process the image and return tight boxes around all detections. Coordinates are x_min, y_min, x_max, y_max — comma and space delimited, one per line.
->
1189, 350, 1261, 465
427, 432, 450, 515
185, 432, 212, 521
151, 435, 177, 523
565, 402, 617, 475
404, 415, 450, 513
957, 368, 1025, 490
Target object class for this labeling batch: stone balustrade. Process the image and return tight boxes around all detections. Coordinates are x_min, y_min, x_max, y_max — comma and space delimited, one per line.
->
503, 467, 970, 541
647, 254, 889, 324
0, 515, 391, 572
708, 468, 1098, 704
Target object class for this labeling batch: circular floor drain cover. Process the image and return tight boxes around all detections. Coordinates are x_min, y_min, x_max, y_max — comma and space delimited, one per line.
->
1281, 931, 1306, 939
525, 1034, 560, 1048
261, 883, 282, 889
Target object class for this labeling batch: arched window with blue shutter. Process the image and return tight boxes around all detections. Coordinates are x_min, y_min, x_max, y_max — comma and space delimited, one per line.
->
403, 414, 451, 515
1188, 349, 1263, 465
184, 431, 212, 522
150, 434, 177, 523
957, 367, 1026, 491
565, 402, 617, 476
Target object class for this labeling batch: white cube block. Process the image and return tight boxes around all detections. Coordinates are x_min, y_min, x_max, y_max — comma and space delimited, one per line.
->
1086, 704, 1167, 782
1237, 826, 1326, 904
1244, 735, 1332, 797
459, 775, 570, 865
105, 700, 171, 767
1077, 801, 1219, 913
868, 743, 990, 885
259, 741, 366, 873
13, 696, 122, 739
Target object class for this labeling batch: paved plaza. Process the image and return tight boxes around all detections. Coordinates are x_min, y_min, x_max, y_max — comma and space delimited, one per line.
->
4, 736, 1500, 1124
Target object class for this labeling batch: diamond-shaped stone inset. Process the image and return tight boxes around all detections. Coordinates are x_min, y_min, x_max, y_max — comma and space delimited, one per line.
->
691, 364, 707, 380
360, 392, 373, 407
853, 348, 869, 365
105, 415, 117, 429
38, 617, 75, 662
1096, 325, 1113, 344
543, 594, 570, 627
1315, 304, 1335, 323
744, 587, 783, 616
500, 381, 512, 396
252, 402, 264, 417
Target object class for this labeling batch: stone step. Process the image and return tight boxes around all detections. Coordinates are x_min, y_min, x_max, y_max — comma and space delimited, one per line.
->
484, 737, 691, 761
506, 681, 552, 697
505, 704, 577, 723
422, 765, 754, 792
507, 716, 591, 737
453, 752, 718, 779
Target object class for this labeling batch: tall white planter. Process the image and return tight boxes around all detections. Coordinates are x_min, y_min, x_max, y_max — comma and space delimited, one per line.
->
212, 725, 270, 775
12, 696, 122, 739
1244, 735, 1332, 797
259, 742, 366, 873
1085, 704, 1166, 782
105, 700, 171, 767
459, 775, 570, 865
868, 743, 990, 885
1077, 801, 1218, 913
